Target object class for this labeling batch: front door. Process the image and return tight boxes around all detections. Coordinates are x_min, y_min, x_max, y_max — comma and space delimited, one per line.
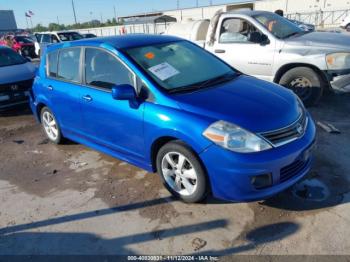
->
80, 47, 145, 160
208, 17, 276, 82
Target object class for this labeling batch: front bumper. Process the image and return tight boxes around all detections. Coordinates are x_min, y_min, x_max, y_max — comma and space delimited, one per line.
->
324, 69, 350, 92
199, 114, 316, 202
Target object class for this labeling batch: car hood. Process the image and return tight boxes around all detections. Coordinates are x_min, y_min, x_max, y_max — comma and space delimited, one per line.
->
285, 31, 350, 50
172, 75, 300, 133
0, 62, 36, 84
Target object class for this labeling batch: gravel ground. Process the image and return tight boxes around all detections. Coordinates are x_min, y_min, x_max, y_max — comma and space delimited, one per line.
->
0, 92, 349, 257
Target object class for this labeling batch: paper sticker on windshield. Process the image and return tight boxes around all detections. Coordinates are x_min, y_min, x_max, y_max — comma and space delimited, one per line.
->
148, 62, 179, 81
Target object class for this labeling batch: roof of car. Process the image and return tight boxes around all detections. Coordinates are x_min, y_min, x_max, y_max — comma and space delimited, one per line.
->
49, 34, 183, 51
36, 31, 80, 34
225, 10, 273, 16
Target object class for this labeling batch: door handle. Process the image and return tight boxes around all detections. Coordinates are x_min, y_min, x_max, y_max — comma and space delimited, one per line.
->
82, 95, 93, 102
47, 85, 53, 91
214, 49, 226, 53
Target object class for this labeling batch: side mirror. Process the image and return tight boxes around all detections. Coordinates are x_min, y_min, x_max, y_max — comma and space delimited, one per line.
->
249, 32, 270, 45
111, 84, 137, 101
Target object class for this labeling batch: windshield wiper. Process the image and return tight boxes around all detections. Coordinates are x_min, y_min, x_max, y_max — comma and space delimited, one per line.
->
168, 72, 240, 94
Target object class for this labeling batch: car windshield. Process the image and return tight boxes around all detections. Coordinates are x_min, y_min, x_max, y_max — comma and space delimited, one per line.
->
124, 41, 237, 93
0, 47, 27, 67
57, 32, 83, 41
253, 12, 304, 39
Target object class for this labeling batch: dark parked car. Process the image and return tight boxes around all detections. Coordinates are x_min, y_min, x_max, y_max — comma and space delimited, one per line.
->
14, 36, 37, 58
0, 46, 36, 110
82, 33, 97, 38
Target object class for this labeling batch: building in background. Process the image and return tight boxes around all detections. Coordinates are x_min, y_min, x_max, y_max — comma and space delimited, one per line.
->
0, 10, 17, 33
78, 0, 350, 36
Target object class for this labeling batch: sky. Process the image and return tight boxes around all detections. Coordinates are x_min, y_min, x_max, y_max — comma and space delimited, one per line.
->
0, 0, 248, 28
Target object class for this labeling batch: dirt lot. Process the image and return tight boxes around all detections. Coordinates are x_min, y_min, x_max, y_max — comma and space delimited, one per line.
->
0, 92, 349, 257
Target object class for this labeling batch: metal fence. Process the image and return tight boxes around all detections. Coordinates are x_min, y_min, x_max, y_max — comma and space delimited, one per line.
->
287, 9, 350, 28
76, 22, 172, 37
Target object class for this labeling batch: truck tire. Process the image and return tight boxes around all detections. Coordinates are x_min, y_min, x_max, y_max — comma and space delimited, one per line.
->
279, 67, 324, 107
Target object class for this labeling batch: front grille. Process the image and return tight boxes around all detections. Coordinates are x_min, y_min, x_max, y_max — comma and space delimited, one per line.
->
280, 158, 310, 182
0, 79, 33, 93
260, 111, 307, 147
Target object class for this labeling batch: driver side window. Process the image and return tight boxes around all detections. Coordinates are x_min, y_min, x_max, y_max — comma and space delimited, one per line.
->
219, 18, 258, 44
84, 48, 135, 90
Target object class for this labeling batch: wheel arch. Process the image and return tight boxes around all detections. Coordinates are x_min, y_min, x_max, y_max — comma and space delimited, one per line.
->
274, 63, 329, 88
149, 135, 210, 173
36, 102, 47, 123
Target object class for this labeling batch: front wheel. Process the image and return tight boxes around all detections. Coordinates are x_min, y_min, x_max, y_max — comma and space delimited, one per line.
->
40, 107, 63, 144
346, 24, 350, 31
156, 141, 208, 203
279, 67, 324, 107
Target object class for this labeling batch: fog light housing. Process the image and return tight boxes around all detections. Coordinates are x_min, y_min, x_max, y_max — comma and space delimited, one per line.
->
251, 174, 272, 189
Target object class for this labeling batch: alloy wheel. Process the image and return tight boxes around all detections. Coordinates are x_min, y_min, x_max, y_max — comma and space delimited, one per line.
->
161, 152, 198, 196
42, 111, 58, 141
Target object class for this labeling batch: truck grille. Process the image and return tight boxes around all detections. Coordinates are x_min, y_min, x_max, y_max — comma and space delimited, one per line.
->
260, 111, 307, 147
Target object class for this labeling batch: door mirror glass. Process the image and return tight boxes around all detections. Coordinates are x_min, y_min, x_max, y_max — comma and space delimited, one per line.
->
111, 84, 136, 101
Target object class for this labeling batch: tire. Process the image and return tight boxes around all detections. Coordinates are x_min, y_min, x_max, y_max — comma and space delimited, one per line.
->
40, 107, 63, 144
279, 67, 324, 107
156, 141, 208, 203
346, 24, 350, 31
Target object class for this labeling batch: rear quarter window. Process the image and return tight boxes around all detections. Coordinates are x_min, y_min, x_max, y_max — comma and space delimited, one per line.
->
57, 48, 81, 83
47, 50, 58, 77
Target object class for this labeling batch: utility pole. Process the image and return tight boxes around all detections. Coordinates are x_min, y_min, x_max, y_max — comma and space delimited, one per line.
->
57, 16, 60, 25
177, 0, 180, 10
285, 0, 289, 13
71, 0, 77, 24
114, 5, 117, 23
196, 0, 199, 7
100, 13, 103, 23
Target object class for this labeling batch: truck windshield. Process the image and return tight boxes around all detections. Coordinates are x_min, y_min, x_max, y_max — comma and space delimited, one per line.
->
124, 41, 237, 92
0, 48, 27, 67
253, 13, 304, 39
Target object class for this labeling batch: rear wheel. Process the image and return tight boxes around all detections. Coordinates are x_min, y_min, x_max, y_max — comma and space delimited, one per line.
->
40, 107, 63, 144
279, 67, 324, 107
156, 141, 208, 203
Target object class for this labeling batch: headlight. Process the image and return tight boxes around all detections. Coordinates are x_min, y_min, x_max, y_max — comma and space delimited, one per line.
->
203, 121, 272, 153
326, 53, 350, 70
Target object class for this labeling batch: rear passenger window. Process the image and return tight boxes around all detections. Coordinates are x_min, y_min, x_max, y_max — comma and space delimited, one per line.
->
47, 50, 58, 77
57, 48, 81, 82
84, 48, 134, 90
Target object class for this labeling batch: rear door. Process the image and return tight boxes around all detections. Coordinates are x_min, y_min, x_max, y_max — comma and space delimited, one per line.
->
43, 47, 84, 134
79, 47, 145, 160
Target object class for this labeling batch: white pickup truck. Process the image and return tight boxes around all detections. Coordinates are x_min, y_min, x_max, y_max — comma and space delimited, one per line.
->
166, 10, 350, 106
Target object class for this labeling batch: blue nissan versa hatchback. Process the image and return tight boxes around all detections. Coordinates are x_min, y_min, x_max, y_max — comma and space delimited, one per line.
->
30, 35, 316, 203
